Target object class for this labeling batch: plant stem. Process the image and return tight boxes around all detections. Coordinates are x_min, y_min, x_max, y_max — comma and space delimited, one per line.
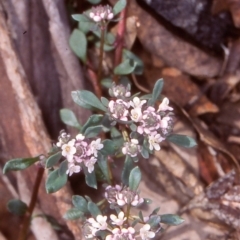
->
97, 27, 105, 83
18, 167, 44, 240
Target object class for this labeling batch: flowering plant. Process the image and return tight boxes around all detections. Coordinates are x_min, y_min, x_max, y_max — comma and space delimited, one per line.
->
3, 0, 197, 239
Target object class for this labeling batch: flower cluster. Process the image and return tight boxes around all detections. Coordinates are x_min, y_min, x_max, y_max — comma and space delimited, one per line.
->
56, 131, 103, 176
108, 85, 174, 153
105, 184, 144, 207
84, 212, 156, 240
89, 5, 114, 23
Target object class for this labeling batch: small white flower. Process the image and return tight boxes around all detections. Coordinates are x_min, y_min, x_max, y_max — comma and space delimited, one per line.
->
116, 193, 126, 206
122, 139, 140, 157
157, 97, 173, 112
161, 116, 172, 129
110, 211, 126, 226
76, 134, 85, 141
88, 215, 108, 231
130, 108, 142, 122
130, 97, 146, 108
148, 133, 163, 151
84, 156, 97, 173
61, 139, 76, 162
108, 99, 130, 121
66, 163, 81, 176
88, 138, 104, 157
106, 227, 135, 240
93, 15, 101, 22
89, 12, 94, 18
131, 194, 144, 206
139, 224, 155, 240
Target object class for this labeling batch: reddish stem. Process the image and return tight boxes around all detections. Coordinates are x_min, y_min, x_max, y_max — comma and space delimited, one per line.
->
18, 167, 44, 240
87, 60, 102, 98
113, 4, 128, 83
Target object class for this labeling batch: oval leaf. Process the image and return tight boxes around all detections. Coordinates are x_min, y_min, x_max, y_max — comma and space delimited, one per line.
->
100, 139, 118, 156
72, 14, 89, 22
64, 208, 84, 220
46, 152, 62, 168
97, 153, 111, 184
147, 215, 161, 228
46, 168, 68, 193
83, 166, 97, 189
7, 199, 28, 216
3, 157, 39, 174
72, 195, 88, 213
160, 214, 184, 225
72, 91, 94, 110
72, 90, 107, 112
114, 59, 137, 75
167, 134, 197, 148
84, 125, 103, 138
69, 29, 87, 62
87, 202, 101, 217
121, 156, 134, 186
60, 109, 81, 129
82, 114, 103, 134
129, 167, 141, 191
113, 0, 127, 15
123, 49, 144, 75
148, 79, 164, 106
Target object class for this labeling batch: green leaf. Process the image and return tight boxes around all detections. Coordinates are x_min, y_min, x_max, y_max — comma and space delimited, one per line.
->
60, 109, 81, 130
72, 91, 94, 110
114, 59, 137, 75
140, 146, 149, 159
86, 0, 101, 4
83, 166, 97, 189
72, 90, 107, 112
110, 127, 121, 138
87, 202, 101, 217
46, 152, 62, 168
45, 167, 68, 193
148, 79, 164, 106
101, 78, 113, 89
69, 29, 87, 62
123, 49, 144, 75
95, 42, 115, 51
78, 21, 96, 34
72, 14, 89, 22
7, 199, 28, 216
151, 207, 160, 215
160, 214, 184, 225
58, 160, 68, 176
121, 156, 134, 186
64, 208, 84, 220
97, 153, 110, 184
100, 139, 118, 156
113, 0, 127, 15
82, 114, 103, 133
129, 167, 141, 191
139, 211, 144, 221
129, 123, 137, 132
72, 195, 88, 213
84, 125, 103, 138
106, 32, 116, 45
101, 97, 109, 107
147, 215, 161, 228
3, 157, 39, 174
167, 134, 197, 148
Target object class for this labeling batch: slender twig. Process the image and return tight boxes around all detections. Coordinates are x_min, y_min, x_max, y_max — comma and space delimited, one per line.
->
87, 60, 102, 98
97, 27, 105, 83
18, 167, 44, 240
